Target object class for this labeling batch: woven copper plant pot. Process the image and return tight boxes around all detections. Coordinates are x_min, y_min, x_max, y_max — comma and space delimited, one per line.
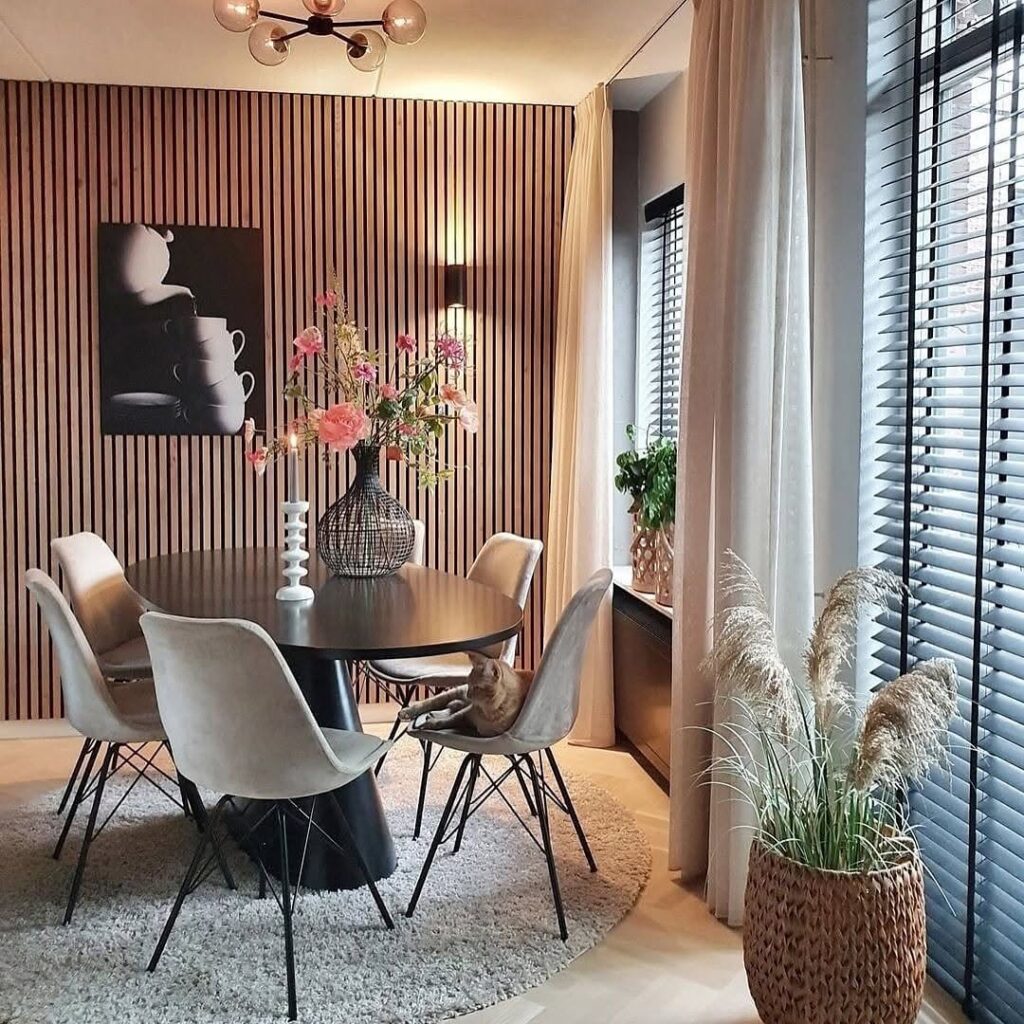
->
743, 841, 926, 1024
630, 518, 659, 594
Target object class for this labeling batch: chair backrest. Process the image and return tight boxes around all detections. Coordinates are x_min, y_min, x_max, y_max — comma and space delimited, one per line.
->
25, 569, 125, 740
507, 569, 612, 749
140, 612, 347, 799
50, 532, 142, 657
467, 532, 544, 662
409, 519, 426, 566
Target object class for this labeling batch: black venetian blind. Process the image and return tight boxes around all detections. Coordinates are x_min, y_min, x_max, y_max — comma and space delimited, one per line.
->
866, 1, 1024, 1022
637, 184, 686, 440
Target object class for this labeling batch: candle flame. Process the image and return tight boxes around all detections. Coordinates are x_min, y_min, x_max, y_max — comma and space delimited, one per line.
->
289, 433, 298, 450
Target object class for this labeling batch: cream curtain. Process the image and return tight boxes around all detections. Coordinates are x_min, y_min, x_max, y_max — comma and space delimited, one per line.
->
544, 84, 615, 749
668, 0, 815, 924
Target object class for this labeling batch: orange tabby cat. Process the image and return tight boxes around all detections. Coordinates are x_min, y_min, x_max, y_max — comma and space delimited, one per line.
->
397, 651, 534, 736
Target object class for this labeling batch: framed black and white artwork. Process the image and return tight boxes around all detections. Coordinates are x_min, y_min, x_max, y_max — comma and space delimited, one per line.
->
98, 223, 265, 436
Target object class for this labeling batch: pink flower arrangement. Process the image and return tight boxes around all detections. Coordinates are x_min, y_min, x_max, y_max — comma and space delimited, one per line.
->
439, 383, 468, 406
246, 447, 269, 476
458, 400, 480, 433
293, 326, 324, 359
435, 333, 465, 368
316, 401, 371, 452
245, 281, 477, 487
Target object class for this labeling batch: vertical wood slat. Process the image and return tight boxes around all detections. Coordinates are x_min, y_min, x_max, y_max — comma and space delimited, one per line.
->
0, 79, 572, 721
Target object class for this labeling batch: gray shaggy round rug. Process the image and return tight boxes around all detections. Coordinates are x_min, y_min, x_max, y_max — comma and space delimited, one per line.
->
0, 741, 650, 1023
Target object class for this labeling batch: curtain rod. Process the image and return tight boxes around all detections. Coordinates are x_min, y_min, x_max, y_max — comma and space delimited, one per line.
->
609, 0, 692, 84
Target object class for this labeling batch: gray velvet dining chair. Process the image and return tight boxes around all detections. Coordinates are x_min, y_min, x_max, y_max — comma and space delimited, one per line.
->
403, 568, 612, 942
365, 530, 544, 836
50, 532, 154, 817
140, 611, 395, 1022
24, 569, 233, 925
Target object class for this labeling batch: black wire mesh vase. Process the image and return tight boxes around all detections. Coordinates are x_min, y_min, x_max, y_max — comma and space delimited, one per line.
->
316, 442, 415, 577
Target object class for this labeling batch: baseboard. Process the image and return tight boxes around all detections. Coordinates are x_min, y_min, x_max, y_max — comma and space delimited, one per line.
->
0, 718, 78, 740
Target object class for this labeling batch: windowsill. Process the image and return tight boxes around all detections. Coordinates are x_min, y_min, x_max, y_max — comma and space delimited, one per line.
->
612, 566, 673, 619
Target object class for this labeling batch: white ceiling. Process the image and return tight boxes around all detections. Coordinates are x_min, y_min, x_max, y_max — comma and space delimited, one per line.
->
610, 0, 692, 111
0, 0, 689, 106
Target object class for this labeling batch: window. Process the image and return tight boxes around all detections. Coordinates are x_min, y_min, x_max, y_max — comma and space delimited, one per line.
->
635, 185, 686, 442
865, 2, 1024, 1023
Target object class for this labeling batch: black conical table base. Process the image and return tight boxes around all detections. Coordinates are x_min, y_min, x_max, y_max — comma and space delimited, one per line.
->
226, 653, 397, 891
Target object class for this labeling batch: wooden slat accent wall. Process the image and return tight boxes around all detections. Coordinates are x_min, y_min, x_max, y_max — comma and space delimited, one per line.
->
0, 80, 572, 721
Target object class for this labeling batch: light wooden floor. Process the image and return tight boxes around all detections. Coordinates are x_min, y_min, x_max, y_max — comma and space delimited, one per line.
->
0, 723, 959, 1024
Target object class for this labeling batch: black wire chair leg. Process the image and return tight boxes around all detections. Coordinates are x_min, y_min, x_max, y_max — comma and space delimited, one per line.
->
453, 755, 481, 854
147, 822, 212, 972
53, 740, 101, 859
374, 684, 412, 777
413, 739, 433, 840
406, 754, 472, 918
56, 737, 94, 816
509, 755, 538, 816
544, 748, 597, 872
527, 753, 568, 942
63, 742, 117, 925
184, 781, 237, 890
277, 805, 298, 1022
327, 793, 395, 930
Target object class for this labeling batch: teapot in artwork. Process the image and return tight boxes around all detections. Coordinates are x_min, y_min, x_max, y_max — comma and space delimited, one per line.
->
102, 224, 195, 308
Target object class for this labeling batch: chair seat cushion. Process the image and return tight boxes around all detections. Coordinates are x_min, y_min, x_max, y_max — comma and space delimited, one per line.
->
108, 679, 165, 739
407, 724, 532, 756
97, 635, 152, 680
320, 728, 390, 776
368, 652, 474, 684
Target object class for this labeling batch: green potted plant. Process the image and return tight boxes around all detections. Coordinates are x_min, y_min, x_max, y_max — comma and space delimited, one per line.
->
705, 557, 958, 1024
614, 426, 676, 602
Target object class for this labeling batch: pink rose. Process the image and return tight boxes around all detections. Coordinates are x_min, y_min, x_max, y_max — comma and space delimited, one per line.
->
288, 352, 304, 374
396, 333, 417, 354
243, 418, 256, 445
293, 326, 324, 358
352, 362, 377, 383
386, 445, 403, 461
398, 422, 419, 437
316, 401, 371, 452
439, 383, 468, 407
458, 399, 479, 434
315, 290, 338, 309
378, 382, 399, 400
246, 447, 269, 476
434, 333, 465, 368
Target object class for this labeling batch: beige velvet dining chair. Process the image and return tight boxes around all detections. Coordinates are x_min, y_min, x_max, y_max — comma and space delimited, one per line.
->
403, 569, 612, 941
365, 531, 543, 835
140, 611, 395, 1022
24, 569, 233, 925
50, 532, 154, 816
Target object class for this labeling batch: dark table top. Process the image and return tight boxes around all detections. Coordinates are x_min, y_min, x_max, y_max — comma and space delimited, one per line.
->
125, 548, 523, 660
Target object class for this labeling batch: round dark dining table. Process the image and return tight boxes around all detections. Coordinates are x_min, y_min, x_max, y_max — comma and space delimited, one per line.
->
125, 547, 524, 891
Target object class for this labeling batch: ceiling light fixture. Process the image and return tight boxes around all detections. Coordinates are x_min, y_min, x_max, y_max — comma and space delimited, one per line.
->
213, 0, 427, 71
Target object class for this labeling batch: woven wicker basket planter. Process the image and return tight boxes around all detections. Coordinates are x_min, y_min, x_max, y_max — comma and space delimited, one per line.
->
743, 841, 926, 1024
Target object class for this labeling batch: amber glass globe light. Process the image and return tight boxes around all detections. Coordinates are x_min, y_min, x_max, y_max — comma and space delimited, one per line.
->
347, 29, 387, 71
382, 0, 426, 44
302, 0, 346, 14
249, 21, 290, 65
213, 0, 260, 32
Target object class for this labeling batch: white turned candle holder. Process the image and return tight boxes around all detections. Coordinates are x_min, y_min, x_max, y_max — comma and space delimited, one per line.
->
276, 500, 315, 602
